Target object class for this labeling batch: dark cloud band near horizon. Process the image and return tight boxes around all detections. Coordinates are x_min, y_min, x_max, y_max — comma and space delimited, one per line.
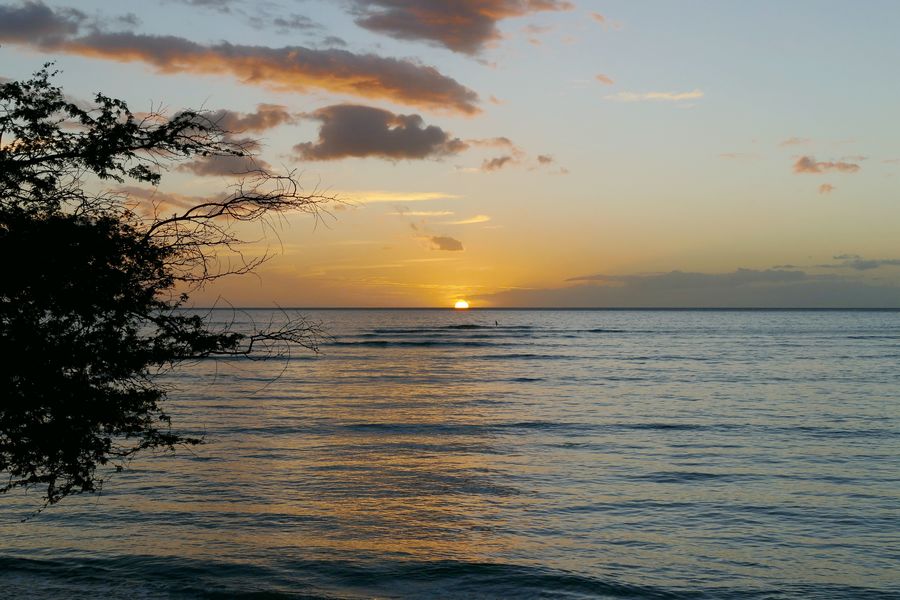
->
0, 1, 481, 114
479, 268, 900, 308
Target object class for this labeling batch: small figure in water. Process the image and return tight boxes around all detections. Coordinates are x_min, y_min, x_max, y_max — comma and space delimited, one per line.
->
495, 320, 499, 327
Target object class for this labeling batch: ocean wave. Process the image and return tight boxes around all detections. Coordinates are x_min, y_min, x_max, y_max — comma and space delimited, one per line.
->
330, 340, 497, 348
2, 554, 892, 599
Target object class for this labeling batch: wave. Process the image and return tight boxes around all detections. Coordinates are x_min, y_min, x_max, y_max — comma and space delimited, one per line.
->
330, 340, 497, 348
478, 353, 577, 360
2, 554, 892, 599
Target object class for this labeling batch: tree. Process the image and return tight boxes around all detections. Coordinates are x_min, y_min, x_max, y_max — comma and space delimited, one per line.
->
0, 66, 329, 507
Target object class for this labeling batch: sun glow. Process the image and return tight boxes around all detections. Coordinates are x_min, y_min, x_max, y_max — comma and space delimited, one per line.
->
454, 300, 470, 309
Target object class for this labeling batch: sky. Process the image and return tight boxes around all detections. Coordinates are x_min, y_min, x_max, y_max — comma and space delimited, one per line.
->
2, 0, 900, 307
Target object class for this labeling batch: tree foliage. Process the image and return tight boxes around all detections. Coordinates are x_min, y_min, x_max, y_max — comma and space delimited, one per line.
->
0, 66, 328, 506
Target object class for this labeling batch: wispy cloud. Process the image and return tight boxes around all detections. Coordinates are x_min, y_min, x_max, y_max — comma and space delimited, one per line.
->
481, 155, 515, 171
793, 156, 861, 174
823, 256, 900, 271
341, 191, 462, 204
818, 183, 835, 194
595, 73, 614, 86
604, 89, 704, 103
779, 137, 812, 147
390, 210, 454, 217
440, 214, 491, 225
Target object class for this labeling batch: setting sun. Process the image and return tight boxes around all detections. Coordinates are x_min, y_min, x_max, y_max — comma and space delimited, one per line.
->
454, 300, 470, 310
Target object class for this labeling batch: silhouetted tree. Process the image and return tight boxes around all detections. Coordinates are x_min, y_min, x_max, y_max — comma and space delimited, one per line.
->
1, 66, 329, 507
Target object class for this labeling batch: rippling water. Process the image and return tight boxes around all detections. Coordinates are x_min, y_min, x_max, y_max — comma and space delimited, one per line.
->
2, 310, 899, 598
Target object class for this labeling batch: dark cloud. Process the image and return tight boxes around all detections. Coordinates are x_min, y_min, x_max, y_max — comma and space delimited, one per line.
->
348, 0, 574, 54
114, 13, 141, 28
0, 1, 84, 43
202, 104, 296, 133
478, 268, 900, 308
824, 257, 900, 271
321, 35, 348, 47
536, 154, 554, 165
794, 155, 860, 174
428, 235, 464, 251
567, 268, 807, 287
0, 2, 480, 114
179, 154, 271, 177
294, 104, 468, 161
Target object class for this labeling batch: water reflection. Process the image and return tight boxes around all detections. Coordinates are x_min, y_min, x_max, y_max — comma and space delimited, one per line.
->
2, 310, 899, 598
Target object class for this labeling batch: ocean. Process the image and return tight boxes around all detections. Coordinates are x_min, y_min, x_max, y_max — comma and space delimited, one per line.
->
2, 309, 899, 599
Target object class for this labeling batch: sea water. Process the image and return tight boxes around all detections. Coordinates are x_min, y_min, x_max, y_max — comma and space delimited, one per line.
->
1, 310, 899, 598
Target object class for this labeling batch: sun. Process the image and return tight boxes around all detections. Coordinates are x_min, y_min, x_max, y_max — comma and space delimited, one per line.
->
454, 300, 470, 310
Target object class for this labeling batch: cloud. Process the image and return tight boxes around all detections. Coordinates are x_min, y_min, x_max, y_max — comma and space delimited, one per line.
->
166, 0, 238, 11
595, 73, 614, 86
779, 137, 812, 147
294, 104, 468, 161
466, 136, 518, 149
0, 2, 480, 114
341, 190, 461, 204
427, 235, 464, 251
200, 104, 296, 133
347, 0, 574, 54
464, 136, 533, 172
167, 0, 322, 35
481, 155, 515, 171
818, 183, 835, 194
589, 12, 605, 24
391, 210, 454, 216
117, 184, 214, 215
605, 89, 704, 102
537, 154, 554, 165
719, 152, 758, 160
179, 154, 271, 177
824, 256, 900, 271
0, 1, 84, 43
250, 14, 319, 34
440, 214, 490, 225
478, 268, 900, 308
567, 268, 806, 286
793, 156, 860, 174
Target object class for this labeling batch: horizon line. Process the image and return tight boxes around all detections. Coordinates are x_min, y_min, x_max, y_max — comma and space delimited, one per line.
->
180, 306, 900, 311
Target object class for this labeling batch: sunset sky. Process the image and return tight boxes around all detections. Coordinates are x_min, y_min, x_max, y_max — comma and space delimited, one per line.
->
2, 0, 900, 307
